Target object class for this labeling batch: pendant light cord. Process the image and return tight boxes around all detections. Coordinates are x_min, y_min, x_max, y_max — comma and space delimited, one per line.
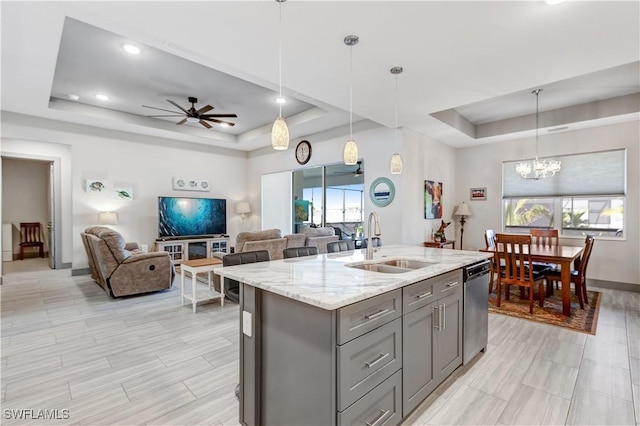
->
533, 88, 542, 161
278, 1, 283, 117
349, 45, 353, 139
394, 73, 399, 141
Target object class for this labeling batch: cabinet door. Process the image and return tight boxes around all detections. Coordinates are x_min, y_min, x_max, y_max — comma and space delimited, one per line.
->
433, 289, 463, 382
402, 301, 437, 417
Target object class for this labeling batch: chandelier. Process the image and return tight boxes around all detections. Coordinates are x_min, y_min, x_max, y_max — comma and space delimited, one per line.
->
516, 89, 561, 180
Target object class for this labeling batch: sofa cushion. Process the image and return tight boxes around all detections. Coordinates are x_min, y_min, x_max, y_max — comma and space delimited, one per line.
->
299, 227, 336, 237
284, 233, 307, 248
242, 238, 287, 260
94, 227, 131, 263
236, 229, 283, 253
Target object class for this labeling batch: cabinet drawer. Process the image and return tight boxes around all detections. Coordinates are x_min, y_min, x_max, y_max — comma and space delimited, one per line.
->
434, 269, 463, 299
403, 279, 437, 314
338, 369, 402, 426
337, 289, 401, 344
337, 318, 402, 411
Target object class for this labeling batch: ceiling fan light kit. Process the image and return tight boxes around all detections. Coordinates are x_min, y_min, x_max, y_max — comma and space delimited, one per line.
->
143, 96, 237, 128
390, 66, 404, 175
343, 34, 359, 165
271, 0, 290, 150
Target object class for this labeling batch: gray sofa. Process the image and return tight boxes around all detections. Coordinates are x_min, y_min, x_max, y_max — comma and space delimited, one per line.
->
81, 226, 174, 297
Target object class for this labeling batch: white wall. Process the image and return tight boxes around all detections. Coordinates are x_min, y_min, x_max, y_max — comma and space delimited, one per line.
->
455, 120, 639, 286
1, 158, 50, 255
247, 125, 458, 247
1, 116, 248, 270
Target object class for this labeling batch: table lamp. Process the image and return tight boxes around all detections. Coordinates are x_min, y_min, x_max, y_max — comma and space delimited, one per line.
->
453, 202, 472, 250
235, 202, 251, 218
98, 211, 118, 225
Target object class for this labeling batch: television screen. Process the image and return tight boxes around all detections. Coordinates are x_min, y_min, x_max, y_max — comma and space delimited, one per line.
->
158, 197, 226, 238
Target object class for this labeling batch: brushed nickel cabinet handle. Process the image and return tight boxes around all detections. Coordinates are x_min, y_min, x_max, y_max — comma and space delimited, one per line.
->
416, 291, 432, 299
364, 352, 390, 368
365, 409, 390, 426
446, 281, 459, 288
365, 308, 390, 321
434, 305, 440, 330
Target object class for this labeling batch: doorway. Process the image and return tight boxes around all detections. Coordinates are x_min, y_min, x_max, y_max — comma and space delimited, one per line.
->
1, 157, 55, 273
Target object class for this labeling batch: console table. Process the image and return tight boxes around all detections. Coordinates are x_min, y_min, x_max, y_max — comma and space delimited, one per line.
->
423, 240, 455, 249
154, 236, 230, 264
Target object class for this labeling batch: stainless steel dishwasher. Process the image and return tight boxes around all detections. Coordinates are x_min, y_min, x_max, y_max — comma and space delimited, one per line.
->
463, 259, 491, 364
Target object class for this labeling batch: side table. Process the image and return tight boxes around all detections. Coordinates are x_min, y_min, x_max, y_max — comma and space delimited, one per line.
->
423, 240, 456, 249
180, 257, 224, 313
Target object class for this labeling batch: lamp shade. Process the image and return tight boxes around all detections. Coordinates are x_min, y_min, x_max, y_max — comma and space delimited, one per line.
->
343, 139, 358, 165
98, 211, 118, 225
271, 116, 289, 150
235, 201, 251, 215
390, 153, 403, 174
453, 202, 472, 217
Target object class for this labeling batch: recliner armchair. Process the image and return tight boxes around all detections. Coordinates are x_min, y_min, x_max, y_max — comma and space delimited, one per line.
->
81, 226, 174, 297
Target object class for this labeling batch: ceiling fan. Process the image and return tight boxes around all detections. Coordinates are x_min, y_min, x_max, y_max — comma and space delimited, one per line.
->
334, 161, 364, 177
142, 96, 237, 128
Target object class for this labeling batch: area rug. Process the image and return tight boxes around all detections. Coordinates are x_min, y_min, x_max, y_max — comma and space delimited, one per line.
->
488, 286, 601, 335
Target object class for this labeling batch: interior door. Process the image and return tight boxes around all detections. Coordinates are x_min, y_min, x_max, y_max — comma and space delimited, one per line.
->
47, 162, 55, 269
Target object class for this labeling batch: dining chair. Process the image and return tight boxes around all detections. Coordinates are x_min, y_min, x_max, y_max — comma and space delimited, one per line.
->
327, 240, 355, 253
283, 246, 319, 258
19, 222, 45, 260
543, 235, 595, 309
530, 228, 559, 274
495, 233, 545, 314
484, 229, 501, 293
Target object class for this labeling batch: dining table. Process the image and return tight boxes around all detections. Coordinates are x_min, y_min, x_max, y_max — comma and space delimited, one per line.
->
481, 243, 584, 316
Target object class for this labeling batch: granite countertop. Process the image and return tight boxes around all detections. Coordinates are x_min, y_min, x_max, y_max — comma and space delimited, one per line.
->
215, 245, 493, 310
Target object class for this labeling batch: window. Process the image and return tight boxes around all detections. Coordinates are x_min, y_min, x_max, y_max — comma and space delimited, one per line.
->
503, 149, 626, 239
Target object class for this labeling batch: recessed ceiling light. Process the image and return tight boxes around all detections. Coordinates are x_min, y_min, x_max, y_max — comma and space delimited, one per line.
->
545, 0, 565, 4
123, 44, 141, 55
67, 94, 80, 101
95, 94, 110, 101
275, 96, 286, 104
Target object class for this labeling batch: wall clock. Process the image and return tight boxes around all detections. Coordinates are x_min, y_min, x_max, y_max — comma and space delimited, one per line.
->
295, 140, 312, 165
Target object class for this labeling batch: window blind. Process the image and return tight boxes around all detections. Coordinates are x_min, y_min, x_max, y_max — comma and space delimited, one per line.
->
503, 149, 626, 198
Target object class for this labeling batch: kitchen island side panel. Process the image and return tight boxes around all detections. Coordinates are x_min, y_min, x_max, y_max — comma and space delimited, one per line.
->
259, 286, 337, 425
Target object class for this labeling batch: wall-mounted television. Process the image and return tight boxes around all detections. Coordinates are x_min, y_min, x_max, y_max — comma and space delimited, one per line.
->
158, 196, 226, 238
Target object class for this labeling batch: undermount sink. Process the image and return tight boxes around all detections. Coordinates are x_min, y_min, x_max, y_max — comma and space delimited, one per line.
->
347, 263, 412, 274
378, 259, 436, 269
346, 258, 438, 274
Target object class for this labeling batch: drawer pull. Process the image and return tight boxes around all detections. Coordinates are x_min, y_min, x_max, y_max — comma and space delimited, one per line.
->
445, 281, 460, 288
433, 305, 440, 330
441, 302, 446, 330
364, 352, 390, 368
415, 291, 432, 299
365, 409, 390, 426
365, 309, 390, 321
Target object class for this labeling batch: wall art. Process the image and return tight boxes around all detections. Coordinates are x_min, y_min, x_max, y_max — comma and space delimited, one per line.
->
470, 187, 487, 201
424, 180, 443, 219
114, 187, 134, 201
172, 177, 210, 192
85, 179, 110, 193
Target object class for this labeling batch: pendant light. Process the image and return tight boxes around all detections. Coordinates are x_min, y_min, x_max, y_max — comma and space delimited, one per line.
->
515, 89, 561, 179
389, 66, 403, 174
271, 0, 289, 150
343, 35, 359, 165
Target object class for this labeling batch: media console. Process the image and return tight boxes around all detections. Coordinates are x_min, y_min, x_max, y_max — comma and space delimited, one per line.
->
154, 236, 230, 264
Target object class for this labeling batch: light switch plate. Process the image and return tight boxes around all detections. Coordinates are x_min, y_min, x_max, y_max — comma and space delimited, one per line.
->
242, 310, 252, 337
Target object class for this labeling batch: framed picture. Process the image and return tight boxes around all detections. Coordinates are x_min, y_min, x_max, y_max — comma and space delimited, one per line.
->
114, 187, 133, 201
85, 179, 109, 193
424, 180, 443, 219
470, 187, 486, 201
294, 200, 310, 222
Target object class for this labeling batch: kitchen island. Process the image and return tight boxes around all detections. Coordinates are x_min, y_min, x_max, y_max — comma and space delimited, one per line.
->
216, 245, 492, 426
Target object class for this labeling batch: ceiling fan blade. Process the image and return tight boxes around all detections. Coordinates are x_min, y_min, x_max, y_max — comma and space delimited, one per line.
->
167, 100, 189, 114
142, 105, 182, 114
176, 118, 187, 125
200, 113, 238, 118
147, 114, 185, 117
195, 105, 214, 115
199, 120, 212, 129
202, 117, 236, 127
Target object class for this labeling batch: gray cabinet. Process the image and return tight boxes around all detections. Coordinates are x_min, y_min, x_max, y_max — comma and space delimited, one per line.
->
402, 269, 463, 417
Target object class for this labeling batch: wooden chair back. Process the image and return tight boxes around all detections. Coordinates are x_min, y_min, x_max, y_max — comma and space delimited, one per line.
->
484, 229, 497, 250
577, 235, 595, 283
495, 233, 535, 286
20, 222, 43, 244
530, 228, 559, 247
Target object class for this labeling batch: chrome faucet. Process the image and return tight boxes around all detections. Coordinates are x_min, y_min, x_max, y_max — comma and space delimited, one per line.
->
366, 211, 382, 260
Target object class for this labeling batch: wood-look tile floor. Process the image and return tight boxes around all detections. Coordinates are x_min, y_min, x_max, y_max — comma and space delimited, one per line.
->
1, 260, 639, 425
